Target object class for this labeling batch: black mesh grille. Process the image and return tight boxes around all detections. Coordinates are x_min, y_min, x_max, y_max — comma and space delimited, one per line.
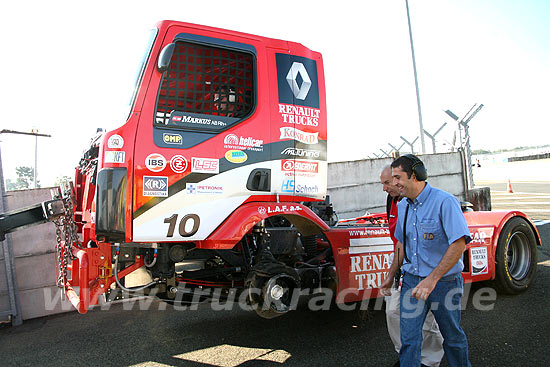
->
155, 41, 254, 125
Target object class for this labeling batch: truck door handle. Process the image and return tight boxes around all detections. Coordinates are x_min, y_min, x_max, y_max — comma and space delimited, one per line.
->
247, 169, 271, 192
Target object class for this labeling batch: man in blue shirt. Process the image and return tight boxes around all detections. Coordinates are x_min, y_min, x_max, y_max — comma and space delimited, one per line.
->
380, 155, 472, 367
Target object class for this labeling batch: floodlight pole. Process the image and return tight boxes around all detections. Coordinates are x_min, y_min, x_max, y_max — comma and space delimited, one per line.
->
405, 0, 426, 154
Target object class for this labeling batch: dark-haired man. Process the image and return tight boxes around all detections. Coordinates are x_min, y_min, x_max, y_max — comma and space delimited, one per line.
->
379, 165, 444, 367
380, 155, 472, 367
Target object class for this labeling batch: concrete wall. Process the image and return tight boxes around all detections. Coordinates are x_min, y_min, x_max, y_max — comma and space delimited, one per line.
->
327, 152, 467, 219
0, 188, 73, 321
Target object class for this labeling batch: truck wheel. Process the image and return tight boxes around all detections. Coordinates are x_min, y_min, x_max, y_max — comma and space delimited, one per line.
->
492, 217, 538, 294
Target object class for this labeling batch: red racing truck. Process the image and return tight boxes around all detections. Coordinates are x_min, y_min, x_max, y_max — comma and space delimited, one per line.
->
0, 20, 540, 318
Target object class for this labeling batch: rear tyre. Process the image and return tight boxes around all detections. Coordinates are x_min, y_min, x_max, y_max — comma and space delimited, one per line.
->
492, 217, 538, 294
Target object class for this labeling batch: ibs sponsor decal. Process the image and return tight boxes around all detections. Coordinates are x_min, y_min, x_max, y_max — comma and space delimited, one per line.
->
145, 153, 166, 172
225, 150, 247, 164
223, 134, 263, 151
470, 247, 489, 275
191, 157, 219, 174
163, 133, 183, 145
280, 127, 318, 145
185, 183, 223, 195
143, 176, 168, 197
278, 104, 320, 127
281, 147, 321, 159
107, 134, 124, 149
170, 155, 188, 174
281, 159, 318, 173
276, 54, 319, 108
104, 151, 125, 164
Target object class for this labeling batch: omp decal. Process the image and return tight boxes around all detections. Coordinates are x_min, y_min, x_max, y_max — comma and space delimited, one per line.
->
107, 134, 124, 148
170, 155, 188, 174
192, 157, 219, 174
163, 133, 183, 145
143, 176, 168, 197
470, 247, 489, 275
163, 213, 200, 237
280, 127, 318, 145
146, 153, 166, 172
104, 151, 125, 164
225, 150, 247, 163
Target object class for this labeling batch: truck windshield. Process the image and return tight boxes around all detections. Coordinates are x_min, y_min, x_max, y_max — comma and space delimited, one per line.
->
126, 28, 158, 119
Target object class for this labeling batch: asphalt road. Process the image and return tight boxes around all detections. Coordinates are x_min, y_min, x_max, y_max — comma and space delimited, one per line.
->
476, 180, 550, 221
1, 224, 549, 367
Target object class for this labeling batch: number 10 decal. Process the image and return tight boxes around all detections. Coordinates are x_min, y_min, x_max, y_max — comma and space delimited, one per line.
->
164, 214, 200, 237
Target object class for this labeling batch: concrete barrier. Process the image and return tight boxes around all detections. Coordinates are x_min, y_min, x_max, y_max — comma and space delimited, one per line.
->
327, 152, 468, 219
0, 188, 73, 321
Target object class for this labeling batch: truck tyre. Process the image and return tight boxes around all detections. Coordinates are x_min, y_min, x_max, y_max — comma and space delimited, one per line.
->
492, 217, 538, 294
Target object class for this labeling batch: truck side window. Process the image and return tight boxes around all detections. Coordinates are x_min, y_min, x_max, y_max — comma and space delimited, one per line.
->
154, 41, 254, 130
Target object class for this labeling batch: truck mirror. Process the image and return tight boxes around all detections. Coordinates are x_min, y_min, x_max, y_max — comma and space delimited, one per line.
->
157, 43, 176, 73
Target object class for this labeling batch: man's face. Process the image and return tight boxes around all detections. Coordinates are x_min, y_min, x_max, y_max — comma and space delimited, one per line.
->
392, 165, 415, 198
380, 169, 400, 198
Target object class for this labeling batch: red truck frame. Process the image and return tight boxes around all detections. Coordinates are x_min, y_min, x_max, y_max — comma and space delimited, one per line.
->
32, 21, 541, 318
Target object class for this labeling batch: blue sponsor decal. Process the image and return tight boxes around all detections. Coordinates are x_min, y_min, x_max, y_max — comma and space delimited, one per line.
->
276, 54, 319, 108
281, 179, 295, 193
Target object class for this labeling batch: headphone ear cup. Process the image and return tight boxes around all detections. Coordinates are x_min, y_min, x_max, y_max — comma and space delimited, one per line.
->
413, 164, 428, 181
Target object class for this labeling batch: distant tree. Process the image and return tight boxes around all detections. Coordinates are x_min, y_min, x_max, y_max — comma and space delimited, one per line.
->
5, 166, 40, 190
54, 175, 72, 188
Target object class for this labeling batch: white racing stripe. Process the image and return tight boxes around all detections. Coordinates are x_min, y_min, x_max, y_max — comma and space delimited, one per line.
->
349, 237, 394, 254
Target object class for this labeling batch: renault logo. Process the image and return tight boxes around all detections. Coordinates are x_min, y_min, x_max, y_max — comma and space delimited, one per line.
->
286, 62, 311, 100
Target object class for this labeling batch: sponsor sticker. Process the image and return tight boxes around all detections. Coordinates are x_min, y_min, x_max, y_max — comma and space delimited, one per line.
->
143, 176, 168, 197
279, 127, 318, 145
223, 133, 264, 151
107, 134, 124, 149
185, 183, 223, 195
192, 157, 219, 174
145, 153, 166, 172
163, 133, 183, 145
258, 205, 303, 215
295, 183, 319, 194
281, 147, 321, 159
170, 155, 188, 174
225, 150, 247, 164
104, 151, 125, 164
281, 159, 319, 173
278, 103, 320, 127
470, 247, 489, 275
281, 178, 294, 193
276, 54, 320, 108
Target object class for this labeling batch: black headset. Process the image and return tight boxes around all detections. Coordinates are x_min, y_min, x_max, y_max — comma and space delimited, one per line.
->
402, 154, 428, 181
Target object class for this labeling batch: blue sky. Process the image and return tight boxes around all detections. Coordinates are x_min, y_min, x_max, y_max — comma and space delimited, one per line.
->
0, 0, 548, 186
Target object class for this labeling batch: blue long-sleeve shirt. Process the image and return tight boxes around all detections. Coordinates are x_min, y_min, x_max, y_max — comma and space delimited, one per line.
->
394, 182, 472, 277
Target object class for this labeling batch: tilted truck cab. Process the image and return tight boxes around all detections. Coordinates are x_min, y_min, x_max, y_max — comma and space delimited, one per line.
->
1, 20, 537, 318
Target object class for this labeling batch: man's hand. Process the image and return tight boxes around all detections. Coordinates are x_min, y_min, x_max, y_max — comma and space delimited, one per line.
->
379, 273, 394, 296
411, 276, 437, 300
